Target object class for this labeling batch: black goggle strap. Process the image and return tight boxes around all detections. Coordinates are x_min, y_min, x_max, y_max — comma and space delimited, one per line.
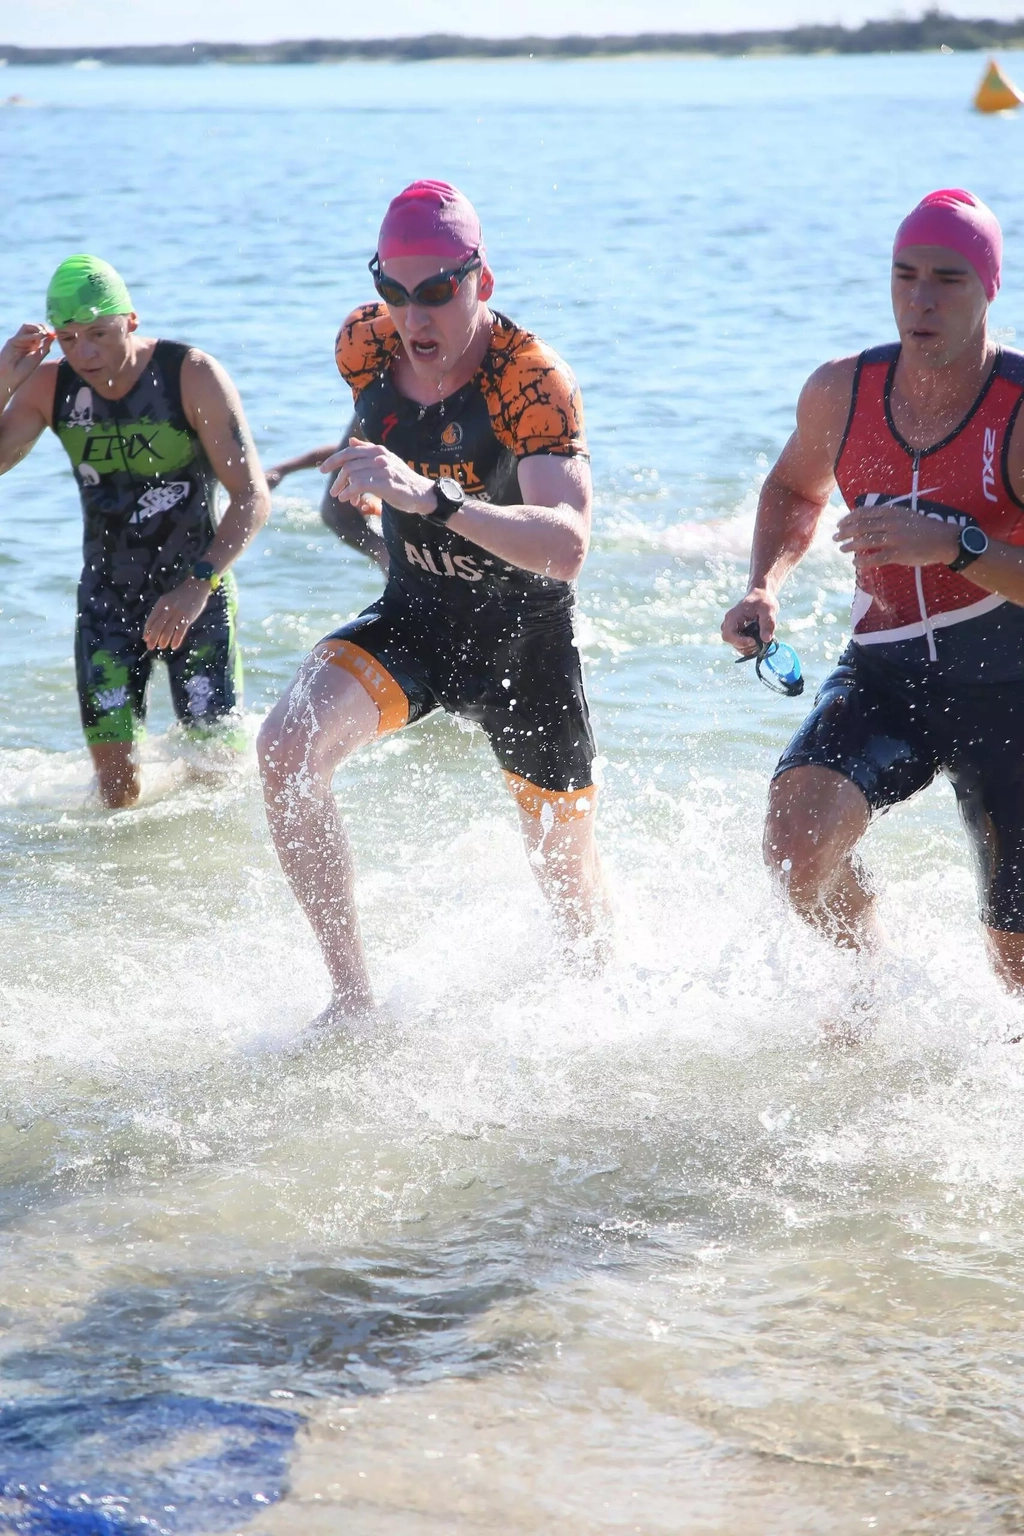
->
368, 255, 406, 302
733, 638, 772, 666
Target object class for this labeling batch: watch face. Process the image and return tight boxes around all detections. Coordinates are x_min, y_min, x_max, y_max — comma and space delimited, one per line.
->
962, 525, 988, 555
437, 476, 464, 505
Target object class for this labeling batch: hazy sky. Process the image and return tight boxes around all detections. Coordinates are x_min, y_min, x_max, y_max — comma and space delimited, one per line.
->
4, 0, 1024, 49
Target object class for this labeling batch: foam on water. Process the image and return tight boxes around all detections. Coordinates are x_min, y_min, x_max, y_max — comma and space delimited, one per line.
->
3, 735, 1022, 1202
5, 769, 1024, 1525
4, 629, 1023, 1529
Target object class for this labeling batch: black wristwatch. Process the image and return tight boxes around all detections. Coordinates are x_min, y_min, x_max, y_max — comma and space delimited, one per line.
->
948, 524, 989, 573
426, 476, 465, 526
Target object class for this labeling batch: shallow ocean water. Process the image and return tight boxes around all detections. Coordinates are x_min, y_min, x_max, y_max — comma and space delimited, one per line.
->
1, 48, 1024, 1533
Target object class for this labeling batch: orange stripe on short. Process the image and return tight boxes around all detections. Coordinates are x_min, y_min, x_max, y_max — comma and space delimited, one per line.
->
320, 639, 409, 735
503, 772, 596, 822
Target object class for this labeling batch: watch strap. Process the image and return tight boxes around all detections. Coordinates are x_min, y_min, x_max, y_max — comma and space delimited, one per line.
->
191, 560, 222, 590
427, 477, 465, 526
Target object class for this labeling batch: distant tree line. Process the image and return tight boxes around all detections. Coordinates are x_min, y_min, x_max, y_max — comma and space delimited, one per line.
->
3, 9, 1024, 66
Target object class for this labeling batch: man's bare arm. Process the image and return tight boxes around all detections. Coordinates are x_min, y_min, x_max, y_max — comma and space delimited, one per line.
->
0, 326, 59, 475
181, 349, 271, 568
267, 417, 388, 571
319, 478, 389, 571
142, 350, 271, 652
265, 443, 340, 489
722, 357, 857, 653
451, 453, 591, 581
322, 440, 592, 582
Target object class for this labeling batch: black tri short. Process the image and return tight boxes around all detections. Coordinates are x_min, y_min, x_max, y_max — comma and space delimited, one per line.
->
76, 573, 243, 747
320, 586, 596, 816
775, 642, 1024, 932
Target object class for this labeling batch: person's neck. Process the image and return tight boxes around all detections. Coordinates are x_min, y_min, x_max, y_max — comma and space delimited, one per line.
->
393, 310, 493, 408
89, 336, 156, 400
892, 328, 995, 442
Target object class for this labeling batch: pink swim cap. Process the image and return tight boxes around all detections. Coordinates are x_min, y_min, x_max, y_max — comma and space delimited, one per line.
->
893, 188, 1002, 301
377, 180, 483, 264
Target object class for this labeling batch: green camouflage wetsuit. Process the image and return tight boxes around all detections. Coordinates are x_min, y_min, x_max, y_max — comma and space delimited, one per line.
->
52, 341, 242, 745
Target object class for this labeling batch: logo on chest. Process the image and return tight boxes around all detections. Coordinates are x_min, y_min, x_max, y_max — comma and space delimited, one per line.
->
403, 542, 482, 582
982, 427, 998, 503
133, 482, 191, 521
69, 387, 93, 427
441, 421, 464, 448
858, 491, 969, 527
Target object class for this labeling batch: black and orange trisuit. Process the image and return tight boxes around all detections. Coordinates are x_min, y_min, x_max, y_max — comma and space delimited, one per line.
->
320, 303, 596, 821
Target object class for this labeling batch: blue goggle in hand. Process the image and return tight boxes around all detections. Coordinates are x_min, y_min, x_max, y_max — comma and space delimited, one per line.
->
735, 620, 804, 698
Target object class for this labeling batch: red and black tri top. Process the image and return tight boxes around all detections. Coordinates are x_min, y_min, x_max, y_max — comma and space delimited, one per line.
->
835, 343, 1024, 680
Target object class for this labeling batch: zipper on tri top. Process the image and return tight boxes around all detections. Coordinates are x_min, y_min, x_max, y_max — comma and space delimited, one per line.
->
910, 450, 937, 661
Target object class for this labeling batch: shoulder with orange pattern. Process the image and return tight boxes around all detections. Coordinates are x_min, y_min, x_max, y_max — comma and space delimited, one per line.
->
334, 302, 401, 394
481, 314, 588, 459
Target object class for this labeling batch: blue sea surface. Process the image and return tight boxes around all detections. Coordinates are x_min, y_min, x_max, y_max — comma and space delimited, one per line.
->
0, 1394, 299, 1533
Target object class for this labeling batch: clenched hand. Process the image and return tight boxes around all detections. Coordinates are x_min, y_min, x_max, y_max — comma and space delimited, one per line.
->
321, 437, 436, 518
0, 324, 54, 399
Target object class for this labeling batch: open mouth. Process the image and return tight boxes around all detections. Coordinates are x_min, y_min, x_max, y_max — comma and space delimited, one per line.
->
410, 339, 440, 360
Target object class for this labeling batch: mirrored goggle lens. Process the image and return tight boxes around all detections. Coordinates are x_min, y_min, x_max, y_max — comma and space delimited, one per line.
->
373, 274, 410, 306
373, 273, 458, 308
758, 642, 804, 696
411, 277, 459, 306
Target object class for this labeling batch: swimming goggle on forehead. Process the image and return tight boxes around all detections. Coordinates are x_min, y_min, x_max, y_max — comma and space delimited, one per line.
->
369, 249, 482, 308
735, 620, 805, 697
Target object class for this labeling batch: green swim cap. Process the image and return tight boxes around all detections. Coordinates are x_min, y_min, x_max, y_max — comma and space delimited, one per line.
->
46, 254, 134, 328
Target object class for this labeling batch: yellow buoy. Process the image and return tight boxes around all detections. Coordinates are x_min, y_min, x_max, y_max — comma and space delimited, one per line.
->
974, 58, 1024, 113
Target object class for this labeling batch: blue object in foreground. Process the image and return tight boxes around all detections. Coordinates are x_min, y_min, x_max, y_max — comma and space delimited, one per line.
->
757, 640, 804, 697
735, 621, 805, 698
0, 1394, 301, 1535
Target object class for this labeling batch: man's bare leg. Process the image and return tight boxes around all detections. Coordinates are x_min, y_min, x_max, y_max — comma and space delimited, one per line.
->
764, 766, 883, 950
765, 766, 885, 1045
179, 723, 247, 789
89, 742, 141, 809
515, 804, 611, 960
257, 648, 381, 1019
984, 928, 1024, 995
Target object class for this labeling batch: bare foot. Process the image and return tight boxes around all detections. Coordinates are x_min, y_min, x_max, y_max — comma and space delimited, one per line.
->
571, 933, 613, 979
292, 993, 392, 1052
559, 912, 616, 979
178, 726, 246, 787
820, 1012, 868, 1051
820, 973, 881, 1050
